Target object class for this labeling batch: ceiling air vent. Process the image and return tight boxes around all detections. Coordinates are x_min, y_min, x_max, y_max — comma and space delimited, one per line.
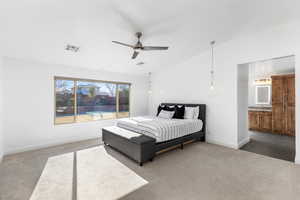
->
65, 44, 80, 52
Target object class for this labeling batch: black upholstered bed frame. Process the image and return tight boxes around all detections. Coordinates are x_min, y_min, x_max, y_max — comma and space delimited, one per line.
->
155, 103, 206, 152
102, 103, 206, 166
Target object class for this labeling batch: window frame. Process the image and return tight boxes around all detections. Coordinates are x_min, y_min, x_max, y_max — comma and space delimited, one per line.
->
54, 76, 131, 125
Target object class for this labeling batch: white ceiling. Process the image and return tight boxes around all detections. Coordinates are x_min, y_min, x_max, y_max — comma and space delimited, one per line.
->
0, 0, 299, 75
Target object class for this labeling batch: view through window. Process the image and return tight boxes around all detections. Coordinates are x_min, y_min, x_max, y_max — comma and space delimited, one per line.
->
55, 77, 130, 124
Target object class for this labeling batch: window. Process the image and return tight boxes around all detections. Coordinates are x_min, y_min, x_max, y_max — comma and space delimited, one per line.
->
55, 79, 75, 124
118, 84, 130, 118
55, 77, 130, 124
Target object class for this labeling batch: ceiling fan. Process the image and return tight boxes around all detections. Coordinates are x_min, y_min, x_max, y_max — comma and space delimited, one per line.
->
112, 32, 169, 59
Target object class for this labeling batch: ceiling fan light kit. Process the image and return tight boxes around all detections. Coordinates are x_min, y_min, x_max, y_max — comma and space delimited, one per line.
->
112, 32, 169, 59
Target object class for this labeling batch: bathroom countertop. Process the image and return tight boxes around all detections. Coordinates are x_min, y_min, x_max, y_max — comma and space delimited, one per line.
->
248, 106, 272, 112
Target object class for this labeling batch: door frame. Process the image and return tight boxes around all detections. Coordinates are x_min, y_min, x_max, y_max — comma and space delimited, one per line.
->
237, 55, 297, 163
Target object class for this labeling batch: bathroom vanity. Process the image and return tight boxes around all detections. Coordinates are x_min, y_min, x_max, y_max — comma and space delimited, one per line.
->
248, 74, 295, 136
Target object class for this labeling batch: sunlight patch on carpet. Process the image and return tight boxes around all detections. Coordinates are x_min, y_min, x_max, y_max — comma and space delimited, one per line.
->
77, 147, 148, 200
30, 153, 73, 200
30, 146, 148, 200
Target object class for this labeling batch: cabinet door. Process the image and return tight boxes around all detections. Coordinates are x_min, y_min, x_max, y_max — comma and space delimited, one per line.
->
272, 76, 285, 134
286, 75, 295, 105
285, 75, 295, 136
272, 76, 284, 104
249, 112, 260, 131
286, 106, 295, 136
260, 112, 272, 132
272, 105, 285, 134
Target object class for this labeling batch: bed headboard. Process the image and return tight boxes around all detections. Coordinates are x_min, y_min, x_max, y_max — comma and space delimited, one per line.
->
160, 103, 206, 133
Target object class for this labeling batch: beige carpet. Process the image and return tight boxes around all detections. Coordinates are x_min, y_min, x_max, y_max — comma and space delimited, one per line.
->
2, 139, 300, 200
29, 146, 148, 200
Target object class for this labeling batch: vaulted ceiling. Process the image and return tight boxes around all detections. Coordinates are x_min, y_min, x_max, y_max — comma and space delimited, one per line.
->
0, 0, 299, 74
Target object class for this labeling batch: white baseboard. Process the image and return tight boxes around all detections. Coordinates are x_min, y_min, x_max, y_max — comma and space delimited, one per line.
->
206, 138, 239, 149
207, 137, 250, 150
295, 155, 300, 165
4, 135, 100, 156
238, 137, 250, 149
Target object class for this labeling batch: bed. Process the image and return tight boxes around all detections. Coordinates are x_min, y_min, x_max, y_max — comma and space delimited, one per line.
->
116, 116, 203, 142
102, 103, 206, 165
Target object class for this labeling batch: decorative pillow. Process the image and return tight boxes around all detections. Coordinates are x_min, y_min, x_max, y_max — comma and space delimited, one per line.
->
157, 105, 165, 116
157, 105, 175, 116
173, 105, 185, 119
193, 106, 200, 119
158, 110, 175, 119
184, 107, 195, 119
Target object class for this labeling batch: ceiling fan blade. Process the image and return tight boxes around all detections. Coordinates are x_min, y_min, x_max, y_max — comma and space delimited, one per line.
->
132, 51, 139, 59
142, 46, 169, 51
112, 41, 135, 48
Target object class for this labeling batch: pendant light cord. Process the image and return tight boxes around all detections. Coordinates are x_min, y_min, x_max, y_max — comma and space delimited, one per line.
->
210, 41, 215, 89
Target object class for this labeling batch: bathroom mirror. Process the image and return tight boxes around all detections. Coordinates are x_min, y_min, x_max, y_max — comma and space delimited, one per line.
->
255, 85, 271, 105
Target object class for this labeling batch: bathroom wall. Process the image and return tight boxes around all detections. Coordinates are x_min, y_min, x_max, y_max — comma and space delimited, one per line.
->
248, 56, 295, 106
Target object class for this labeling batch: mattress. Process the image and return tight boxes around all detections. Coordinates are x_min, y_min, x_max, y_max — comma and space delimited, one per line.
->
116, 116, 203, 142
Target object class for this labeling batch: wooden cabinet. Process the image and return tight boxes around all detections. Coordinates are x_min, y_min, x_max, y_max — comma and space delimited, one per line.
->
249, 111, 260, 131
248, 111, 272, 132
260, 112, 273, 132
249, 74, 295, 136
271, 76, 285, 134
285, 75, 295, 136
272, 105, 284, 133
271, 74, 295, 136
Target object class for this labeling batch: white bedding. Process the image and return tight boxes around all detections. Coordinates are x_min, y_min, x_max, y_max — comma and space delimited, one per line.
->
116, 116, 203, 142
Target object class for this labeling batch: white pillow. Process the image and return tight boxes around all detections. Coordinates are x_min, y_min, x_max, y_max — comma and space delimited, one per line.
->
193, 106, 200, 119
184, 107, 195, 119
158, 110, 175, 119
184, 106, 200, 119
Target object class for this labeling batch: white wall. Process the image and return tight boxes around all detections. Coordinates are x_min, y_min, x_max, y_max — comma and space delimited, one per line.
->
0, 57, 4, 162
150, 20, 300, 163
2, 58, 149, 154
237, 64, 250, 148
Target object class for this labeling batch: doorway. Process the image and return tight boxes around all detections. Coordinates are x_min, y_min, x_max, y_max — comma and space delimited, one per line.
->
237, 55, 295, 162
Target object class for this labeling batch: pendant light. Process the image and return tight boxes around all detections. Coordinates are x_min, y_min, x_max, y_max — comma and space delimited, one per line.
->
210, 41, 216, 90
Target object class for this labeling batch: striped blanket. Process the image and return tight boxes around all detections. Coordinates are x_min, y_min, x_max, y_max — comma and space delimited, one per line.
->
116, 116, 203, 142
